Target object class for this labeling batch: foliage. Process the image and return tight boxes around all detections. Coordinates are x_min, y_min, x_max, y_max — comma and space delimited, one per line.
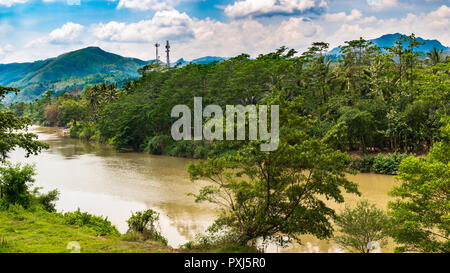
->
63, 208, 119, 236
33, 189, 60, 213
0, 163, 36, 208
350, 155, 375, 173
333, 200, 390, 253
181, 231, 258, 253
372, 153, 409, 175
350, 153, 409, 175
388, 117, 450, 253
126, 209, 167, 245
1, 86, 49, 161
146, 135, 174, 155
187, 95, 360, 247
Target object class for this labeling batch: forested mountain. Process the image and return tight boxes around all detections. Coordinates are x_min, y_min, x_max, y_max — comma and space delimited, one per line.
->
0, 47, 153, 103
328, 33, 450, 56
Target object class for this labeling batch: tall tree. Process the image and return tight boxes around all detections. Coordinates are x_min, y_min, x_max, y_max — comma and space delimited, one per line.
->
0, 86, 48, 161
426, 47, 445, 65
388, 117, 450, 253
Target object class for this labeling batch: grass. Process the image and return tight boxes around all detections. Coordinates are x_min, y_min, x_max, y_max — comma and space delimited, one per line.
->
0, 207, 176, 253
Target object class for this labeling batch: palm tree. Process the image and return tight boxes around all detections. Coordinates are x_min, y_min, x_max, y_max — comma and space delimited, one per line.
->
426, 47, 445, 65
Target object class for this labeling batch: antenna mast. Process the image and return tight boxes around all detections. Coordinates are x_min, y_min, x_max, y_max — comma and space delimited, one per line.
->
155, 43, 160, 62
165, 40, 170, 67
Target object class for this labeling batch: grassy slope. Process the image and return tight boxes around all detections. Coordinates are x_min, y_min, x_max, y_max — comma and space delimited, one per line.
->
0, 208, 175, 253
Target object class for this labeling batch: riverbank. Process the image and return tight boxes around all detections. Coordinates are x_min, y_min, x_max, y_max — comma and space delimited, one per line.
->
0, 207, 175, 253
50, 125, 410, 176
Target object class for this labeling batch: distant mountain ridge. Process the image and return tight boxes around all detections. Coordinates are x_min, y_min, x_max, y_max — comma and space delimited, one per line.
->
172, 56, 227, 66
328, 33, 450, 56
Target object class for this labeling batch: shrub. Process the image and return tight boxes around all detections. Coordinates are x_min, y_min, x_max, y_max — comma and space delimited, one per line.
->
349, 153, 409, 175
168, 140, 197, 158
126, 209, 167, 245
34, 189, 60, 213
146, 135, 174, 155
182, 231, 257, 253
0, 163, 35, 208
63, 209, 119, 236
72, 122, 100, 141
372, 153, 409, 175
333, 200, 389, 253
193, 143, 213, 159
350, 155, 374, 173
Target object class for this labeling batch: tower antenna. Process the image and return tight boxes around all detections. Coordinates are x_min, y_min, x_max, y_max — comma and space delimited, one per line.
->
155, 43, 160, 62
165, 40, 170, 67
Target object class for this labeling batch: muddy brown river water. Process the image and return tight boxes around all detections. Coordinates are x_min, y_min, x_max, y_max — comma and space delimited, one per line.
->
9, 126, 398, 252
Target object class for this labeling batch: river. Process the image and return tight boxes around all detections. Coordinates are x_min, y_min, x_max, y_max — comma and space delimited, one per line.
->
9, 126, 398, 252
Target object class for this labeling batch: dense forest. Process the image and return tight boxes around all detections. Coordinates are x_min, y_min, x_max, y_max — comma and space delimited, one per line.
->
2, 34, 449, 253
7, 35, 450, 165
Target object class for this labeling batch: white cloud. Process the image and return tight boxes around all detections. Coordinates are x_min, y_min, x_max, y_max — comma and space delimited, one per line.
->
224, 0, 328, 19
92, 9, 194, 42
369, 0, 399, 11
48, 22, 85, 43
324, 9, 362, 22
0, 44, 14, 56
116, 0, 173, 11
0, 0, 81, 7
0, 22, 14, 36
26, 22, 85, 49
0, 0, 27, 7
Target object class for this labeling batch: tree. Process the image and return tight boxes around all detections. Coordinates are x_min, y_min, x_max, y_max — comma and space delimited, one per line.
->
43, 103, 59, 126
388, 117, 450, 253
58, 99, 87, 126
333, 200, 389, 253
187, 95, 359, 248
0, 86, 48, 161
426, 47, 445, 66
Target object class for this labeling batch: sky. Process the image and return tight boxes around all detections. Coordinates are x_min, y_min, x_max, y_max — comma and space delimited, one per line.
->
0, 0, 449, 63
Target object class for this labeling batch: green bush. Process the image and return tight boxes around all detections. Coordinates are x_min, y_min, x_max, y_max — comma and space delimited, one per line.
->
34, 189, 60, 213
168, 140, 197, 158
146, 135, 174, 155
349, 153, 409, 175
372, 153, 409, 175
0, 163, 36, 208
126, 209, 167, 245
63, 208, 119, 236
71, 122, 101, 141
350, 155, 374, 173
182, 232, 257, 253
193, 143, 214, 159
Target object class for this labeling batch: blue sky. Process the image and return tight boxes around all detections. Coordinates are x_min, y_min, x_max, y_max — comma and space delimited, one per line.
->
0, 0, 448, 63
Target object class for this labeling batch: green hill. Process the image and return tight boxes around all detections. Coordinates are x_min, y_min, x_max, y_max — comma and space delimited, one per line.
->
0, 47, 151, 103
